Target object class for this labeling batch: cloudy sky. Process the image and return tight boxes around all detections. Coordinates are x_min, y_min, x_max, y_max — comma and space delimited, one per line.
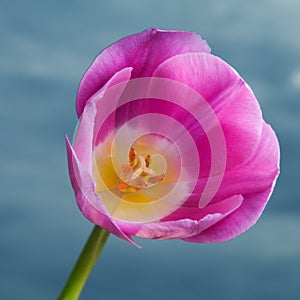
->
1, 1, 299, 299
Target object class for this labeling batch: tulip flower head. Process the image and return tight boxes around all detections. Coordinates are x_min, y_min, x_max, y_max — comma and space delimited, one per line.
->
66, 28, 280, 245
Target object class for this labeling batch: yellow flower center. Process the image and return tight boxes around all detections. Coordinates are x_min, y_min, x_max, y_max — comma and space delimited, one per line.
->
92, 132, 188, 222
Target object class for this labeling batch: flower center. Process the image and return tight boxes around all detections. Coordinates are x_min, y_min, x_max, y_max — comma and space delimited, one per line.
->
117, 147, 165, 193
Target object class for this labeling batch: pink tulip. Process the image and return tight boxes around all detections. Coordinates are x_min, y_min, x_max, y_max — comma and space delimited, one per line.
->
66, 28, 280, 245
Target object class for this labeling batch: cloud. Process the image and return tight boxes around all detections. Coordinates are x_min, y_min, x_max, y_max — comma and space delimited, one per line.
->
290, 69, 300, 90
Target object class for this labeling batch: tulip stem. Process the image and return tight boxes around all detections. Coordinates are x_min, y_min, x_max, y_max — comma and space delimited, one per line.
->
58, 225, 110, 300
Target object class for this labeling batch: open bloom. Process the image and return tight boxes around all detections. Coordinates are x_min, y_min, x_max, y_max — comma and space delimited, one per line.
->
66, 28, 279, 245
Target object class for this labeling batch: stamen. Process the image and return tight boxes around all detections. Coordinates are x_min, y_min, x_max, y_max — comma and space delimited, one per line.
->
129, 147, 136, 166
117, 148, 165, 193
145, 155, 151, 167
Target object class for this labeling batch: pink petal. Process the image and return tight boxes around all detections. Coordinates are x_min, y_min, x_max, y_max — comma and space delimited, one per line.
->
74, 67, 132, 172
183, 124, 280, 243
76, 28, 210, 116
153, 52, 263, 169
127, 195, 243, 240
136, 216, 223, 240
213, 122, 280, 201
184, 187, 273, 243
66, 136, 139, 246
162, 193, 244, 221
73, 101, 96, 173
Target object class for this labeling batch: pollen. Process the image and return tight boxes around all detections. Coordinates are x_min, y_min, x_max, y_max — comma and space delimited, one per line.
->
117, 147, 165, 193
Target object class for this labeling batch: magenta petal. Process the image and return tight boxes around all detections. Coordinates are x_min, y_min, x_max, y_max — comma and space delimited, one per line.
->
76, 28, 210, 116
132, 195, 243, 240
136, 217, 224, 240
163, 193, 244, 221
66, 136, 139, 246
117, 195, 242, 238
184, 124, 280, 243
214, 122, 280, 201
153, 52, 263, 168
153, 52, 241, 107
73, 102, 96, 172
74, 67, 132, 172
184, 187, 273, 243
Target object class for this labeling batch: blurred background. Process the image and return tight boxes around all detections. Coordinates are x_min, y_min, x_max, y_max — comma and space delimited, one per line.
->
1, 0, 299, 299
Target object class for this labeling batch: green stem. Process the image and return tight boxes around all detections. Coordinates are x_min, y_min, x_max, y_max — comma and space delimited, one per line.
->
58, 225, 110, 300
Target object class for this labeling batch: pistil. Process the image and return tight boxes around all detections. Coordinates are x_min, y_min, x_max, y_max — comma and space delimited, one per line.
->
117, 147, 165, 193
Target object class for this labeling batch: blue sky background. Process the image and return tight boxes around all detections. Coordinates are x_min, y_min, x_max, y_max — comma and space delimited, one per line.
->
1, 1, 299, 299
